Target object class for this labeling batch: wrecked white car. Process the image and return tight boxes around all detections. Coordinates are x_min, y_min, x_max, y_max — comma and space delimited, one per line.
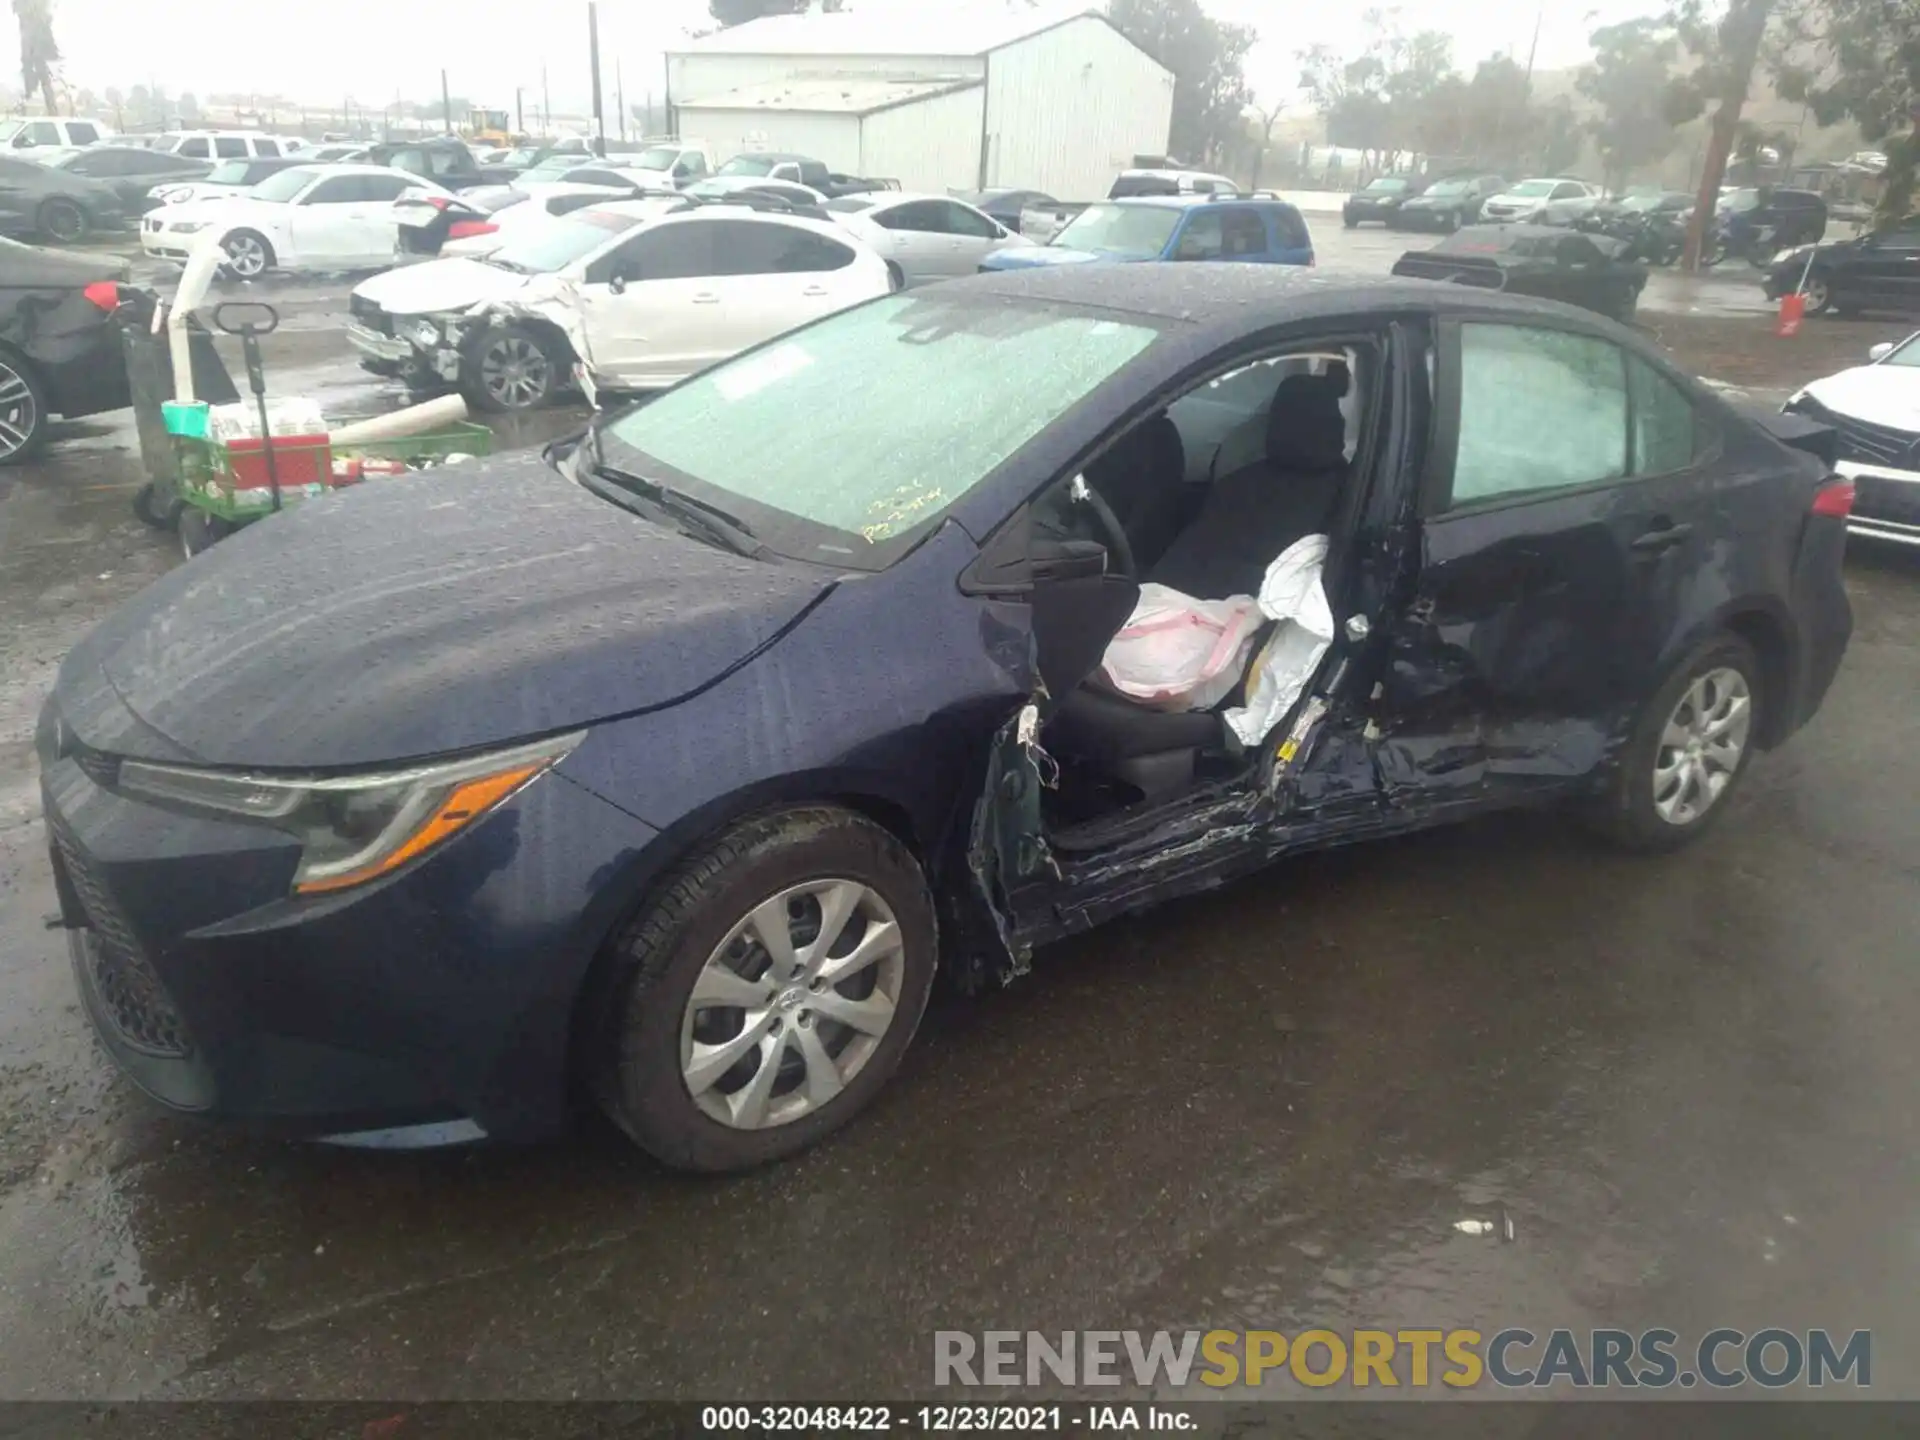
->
347, 197, 894, 412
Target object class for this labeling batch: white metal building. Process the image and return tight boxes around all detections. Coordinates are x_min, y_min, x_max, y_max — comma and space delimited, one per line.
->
666, 6, 1174, 200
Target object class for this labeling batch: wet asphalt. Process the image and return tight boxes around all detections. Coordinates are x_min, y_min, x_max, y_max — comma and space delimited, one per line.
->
1, 226, 1918, 1403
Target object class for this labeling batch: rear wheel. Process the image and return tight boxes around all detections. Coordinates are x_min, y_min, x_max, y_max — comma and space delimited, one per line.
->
178, 507, 235, 558
0, 353, 48, 465
885, 260, 906, 292
593, 806, 938, 1172
1593, 635, 1761, 852
38, 198, 86, 244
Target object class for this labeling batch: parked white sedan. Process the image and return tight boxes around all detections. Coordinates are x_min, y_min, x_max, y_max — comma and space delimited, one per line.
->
348, 199, 894, 410
141, 163, 453, 276
825, 191, 1033, 285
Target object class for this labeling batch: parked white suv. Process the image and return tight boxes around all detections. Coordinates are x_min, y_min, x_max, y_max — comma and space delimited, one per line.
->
165, 131, 299, 162
1479, 178, 1600, 225
0, 117, 109, 149
347, 198, 893, 410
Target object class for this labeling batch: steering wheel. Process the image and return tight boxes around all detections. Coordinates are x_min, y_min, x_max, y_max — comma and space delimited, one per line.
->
1071, 475, 1137, 580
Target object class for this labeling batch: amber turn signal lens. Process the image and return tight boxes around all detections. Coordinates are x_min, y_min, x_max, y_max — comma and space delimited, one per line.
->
293, 762, 542, 896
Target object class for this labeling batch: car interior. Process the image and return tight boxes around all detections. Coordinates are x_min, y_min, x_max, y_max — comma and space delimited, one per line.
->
1024, 341, 1376, 841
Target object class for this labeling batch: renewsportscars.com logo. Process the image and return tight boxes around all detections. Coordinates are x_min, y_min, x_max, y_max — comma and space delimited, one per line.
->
933, 1329, 1872, 1391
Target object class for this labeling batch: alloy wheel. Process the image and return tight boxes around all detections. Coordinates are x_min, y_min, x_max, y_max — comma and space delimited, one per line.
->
679, 878, 907, 1131
41, 200, 84, 243
224, 234, 267, 278
479, 335, 551, 409
1652, 666, 1752, 826
1801, 277, 1830, 314
0, 361, 39, 462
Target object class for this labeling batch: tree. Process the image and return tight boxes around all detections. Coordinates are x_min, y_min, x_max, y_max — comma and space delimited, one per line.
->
1777, 0, 1920, 219
1455, 55, 1532, 168
1579, 18, 1686, 191
178, 91, 200, 123
709, 0, 840, 24
1299, 12, 1456, 167
12, 0, 58, 114
1537, 97, 1585, 174
1666, 0, 1779, 269
1110, 0, 1256, 164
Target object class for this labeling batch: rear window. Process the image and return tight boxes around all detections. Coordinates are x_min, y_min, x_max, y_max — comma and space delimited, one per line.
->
827, 195, 877, 213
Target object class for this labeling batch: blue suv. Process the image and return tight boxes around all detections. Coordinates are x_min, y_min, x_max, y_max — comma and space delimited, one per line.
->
980, 196, 1314, 272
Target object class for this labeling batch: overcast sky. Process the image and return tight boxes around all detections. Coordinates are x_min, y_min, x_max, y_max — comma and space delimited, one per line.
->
19, 0, 1662, 115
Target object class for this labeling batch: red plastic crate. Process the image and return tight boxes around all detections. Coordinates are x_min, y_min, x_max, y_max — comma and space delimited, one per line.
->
222, 434, 333, 494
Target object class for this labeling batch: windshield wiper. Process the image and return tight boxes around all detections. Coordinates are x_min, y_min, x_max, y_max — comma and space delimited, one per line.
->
576, 431, 767, 559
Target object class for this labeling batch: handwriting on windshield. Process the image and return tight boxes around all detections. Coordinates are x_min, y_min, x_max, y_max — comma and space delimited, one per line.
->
860, 484, 948, 543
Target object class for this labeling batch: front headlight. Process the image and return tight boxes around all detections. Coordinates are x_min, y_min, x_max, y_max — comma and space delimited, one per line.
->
169, 221, 208, 234
117, 731, 584, 896
399, 316, 444, 349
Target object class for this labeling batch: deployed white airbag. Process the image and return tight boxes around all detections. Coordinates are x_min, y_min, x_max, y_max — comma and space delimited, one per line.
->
1223, 534, 1334, 747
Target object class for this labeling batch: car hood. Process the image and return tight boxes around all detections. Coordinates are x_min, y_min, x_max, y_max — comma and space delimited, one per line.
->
1802, 365, 1920, 431
155, 195, 269, 224
1400, 195, 1463, 209
1, 241, 128, 284
978, 245, 1119, 270
57, 452, 838, 769
354, 257, 531, 315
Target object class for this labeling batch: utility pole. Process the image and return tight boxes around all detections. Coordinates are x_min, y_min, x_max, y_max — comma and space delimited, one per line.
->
1522, 2, 1544, 95
588, 2, 607, 157
441, 69, 453, 135
516, 87, 524, 137
542, 64, 551, 139
617, 60, 626, 141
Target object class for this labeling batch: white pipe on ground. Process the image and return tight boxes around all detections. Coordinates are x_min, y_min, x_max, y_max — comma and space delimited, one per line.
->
329, 394, 470, 446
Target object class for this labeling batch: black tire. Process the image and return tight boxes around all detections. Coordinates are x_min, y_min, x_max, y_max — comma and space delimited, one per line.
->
0, 350, 50, 465
592, 805, 938, 1173
221, 229, 274, 279
1342, 215, 1357, 230
177, 507, 234, 559
1591, 634, 1763, 853
38, 197, 86, 244
1799, 274, 1833, 315
885, 260, 906, 292
131, 482, 182, 529
461, 323, 563, 412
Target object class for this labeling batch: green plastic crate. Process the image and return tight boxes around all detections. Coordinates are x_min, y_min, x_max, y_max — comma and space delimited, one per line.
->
176, 422, 496, 524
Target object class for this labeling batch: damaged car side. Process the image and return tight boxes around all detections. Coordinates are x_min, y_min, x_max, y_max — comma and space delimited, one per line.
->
349, 197, 892, 412
42, 270, 1853, 1174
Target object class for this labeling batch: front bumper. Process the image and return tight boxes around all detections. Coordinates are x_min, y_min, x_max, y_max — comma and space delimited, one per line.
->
1837, 459, 1920, 547
140, 223, 196, 262
40, 723, 662, 1145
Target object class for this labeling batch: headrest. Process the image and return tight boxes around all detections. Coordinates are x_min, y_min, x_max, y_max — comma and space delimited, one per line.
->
1266, 371, 1349, 471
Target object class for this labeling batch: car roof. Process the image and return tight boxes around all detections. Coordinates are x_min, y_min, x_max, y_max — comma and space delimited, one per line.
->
953, 264, 1603, 329
1108, 194, 1296, 212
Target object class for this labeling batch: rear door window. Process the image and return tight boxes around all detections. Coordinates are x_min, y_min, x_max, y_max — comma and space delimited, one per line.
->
1449, 324, 1627, 506
177, 137, 210, 158
67, 122, 100, 145
214, 137, 248, 159
877, 200, 951, 234
941, 201, 999, 238
1218, 207, 1268, 256
255, 139, 280, 156
716, 220, 854, 274
1171, 211, 1225, 260
616, 220, 722, 281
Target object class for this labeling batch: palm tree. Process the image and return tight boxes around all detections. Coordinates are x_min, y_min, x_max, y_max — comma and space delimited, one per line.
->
13, 0, 59, 115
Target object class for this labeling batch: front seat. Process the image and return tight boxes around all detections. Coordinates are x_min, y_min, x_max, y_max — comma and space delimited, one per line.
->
1147, 371, 1350, 600
1045, 686, 1224, 806
1081, 414, 1189, 574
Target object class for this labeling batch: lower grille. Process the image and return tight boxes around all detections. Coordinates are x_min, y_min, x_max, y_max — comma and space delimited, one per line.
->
48, 819, 193, 1059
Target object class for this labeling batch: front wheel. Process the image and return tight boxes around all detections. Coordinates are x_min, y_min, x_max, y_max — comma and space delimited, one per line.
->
462, 324, 563, 412
1702, 236, 1728, 268
1798, 274, 1833, 315
222, 230, 273, 279
593, 806, 938, 1172
1592, 635, 1762, 852
0, 352, 49, 465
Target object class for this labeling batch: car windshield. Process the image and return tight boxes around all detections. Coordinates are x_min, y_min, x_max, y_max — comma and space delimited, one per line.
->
631, 146, 681, 171
1509, 180, 1557, 197
490, 210, 644, 272
826, 195, 878, 213
247, 166, 319, 202
206, 160, 253, 184
1880, 333, 1920, 367
1052, 203, 1182, 256
1363, 177, 1410, 193
500, 148, 540, 166
601, 293, 1159, 567
718, 155, 783, 177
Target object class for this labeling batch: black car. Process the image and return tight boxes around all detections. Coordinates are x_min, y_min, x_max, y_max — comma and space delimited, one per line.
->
955, 188, 1057, 232
0, 155, 124, 242
38, 145, 211, 213
1342, 174, 1423, 228
40, 268, 1852, 1172
1393, 173, 1505, 231
0, 238, 135, 461
1763, 216, 1920, 318
1392, 225, 1648, 323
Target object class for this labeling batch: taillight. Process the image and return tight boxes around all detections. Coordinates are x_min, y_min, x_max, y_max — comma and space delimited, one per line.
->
424, 195, 452, 211
1811, 478, 1855, 518
82, 281, 121, 312
447, 220, 498, 240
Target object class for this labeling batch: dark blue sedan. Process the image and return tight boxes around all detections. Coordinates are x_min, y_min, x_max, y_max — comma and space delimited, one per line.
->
41, 267, 1853, 1171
